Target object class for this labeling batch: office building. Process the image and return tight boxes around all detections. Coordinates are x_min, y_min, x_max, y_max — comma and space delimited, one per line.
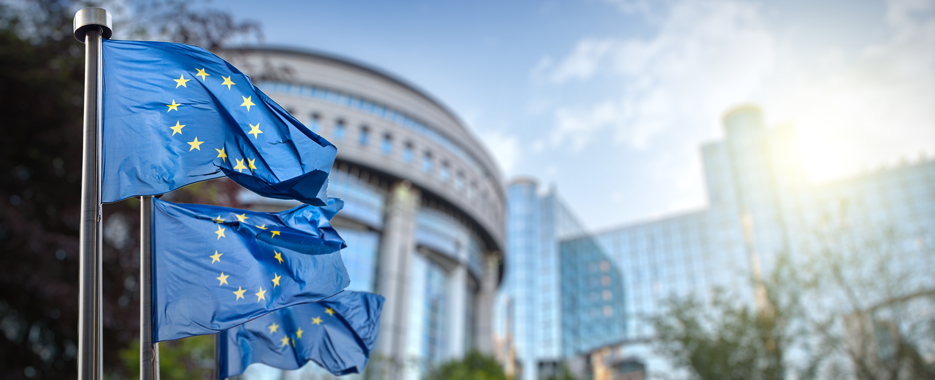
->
228, 47, 506, 379
498, 105, 935, 379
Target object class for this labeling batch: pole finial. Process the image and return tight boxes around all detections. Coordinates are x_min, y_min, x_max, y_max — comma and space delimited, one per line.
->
73, 8, 113, 42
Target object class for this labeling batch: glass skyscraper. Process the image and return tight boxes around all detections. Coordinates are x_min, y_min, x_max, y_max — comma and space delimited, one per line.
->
497, 105, 935, 379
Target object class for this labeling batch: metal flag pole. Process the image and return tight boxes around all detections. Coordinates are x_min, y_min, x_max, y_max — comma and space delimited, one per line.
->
214, 333, 220, 380
73, 8, 112, 380
140, 195, 160, 380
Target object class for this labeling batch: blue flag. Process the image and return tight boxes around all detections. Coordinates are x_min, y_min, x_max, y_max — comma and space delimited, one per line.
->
102, 40, 336, 205
151, 197, 349, 342
218, 291, 384, 379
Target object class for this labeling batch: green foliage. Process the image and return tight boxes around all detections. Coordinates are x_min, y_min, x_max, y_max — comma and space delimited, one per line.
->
425, 350, 508, 380
543, 364, 580, 380
117, 336, 214, 380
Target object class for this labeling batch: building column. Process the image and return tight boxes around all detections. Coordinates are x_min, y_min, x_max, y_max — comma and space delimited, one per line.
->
475, 253, 499, 354
375, 181, 420, 373
447, 265, 467, 359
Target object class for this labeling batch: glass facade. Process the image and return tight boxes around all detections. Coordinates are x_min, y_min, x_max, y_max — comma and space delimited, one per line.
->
495, 181, 586, 380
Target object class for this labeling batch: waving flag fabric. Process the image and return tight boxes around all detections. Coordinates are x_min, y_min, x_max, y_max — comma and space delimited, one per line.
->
218, 291, 384, 379
151, 197, 349, 342
102, 40, 336, 205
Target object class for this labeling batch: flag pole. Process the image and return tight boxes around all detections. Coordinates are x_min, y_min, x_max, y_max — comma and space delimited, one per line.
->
214, 333, 220, 380
73, 8, 112, 380
140, 196, 160, 379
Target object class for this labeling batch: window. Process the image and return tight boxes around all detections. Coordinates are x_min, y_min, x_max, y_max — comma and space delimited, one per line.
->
381, 134, 392, 155
403, 142, 413, 163
333, 119, 346, 140
423, 152, 433, 173
454, 172, 464, 191
308, 113, 320, 133
359, 126, 369, 146
440, 162, 450, 182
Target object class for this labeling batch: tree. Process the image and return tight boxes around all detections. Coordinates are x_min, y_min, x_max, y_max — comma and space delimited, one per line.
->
649, 198, 935, 380
0, 1, 261, 378
425, 350, 508, 380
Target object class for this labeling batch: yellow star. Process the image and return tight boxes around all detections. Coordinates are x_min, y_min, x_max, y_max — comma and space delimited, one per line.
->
222, 75, 235, 90
271, 273, 281, 287
296, 328, 304, 339
170, 121, 185, 135
248, 158, 257, 172
236, 213, 249, 223
213, 215, 224, 223
233, 286, 246, 300
255, 287, 266, 302
280, 336, 289, 347
233, 158, 247, 173
215, 225, 226, 239
291, 338, 295, 347
256, 224, 267, 230
271, 231, 280, 238
215, 147, 227, 162
210, 250, 223, 263
196, 68, 209, 81
268, 323, 279, 334
188, 137, 204, 151
216, 272, 229, 286
174, 74, 190, 88
248, 123, 263, 139
312, 317, 322, 325
325, 308, 335, 316
274, 251, 284, 264
166, 99, 181, 112
241, 96, 255, 111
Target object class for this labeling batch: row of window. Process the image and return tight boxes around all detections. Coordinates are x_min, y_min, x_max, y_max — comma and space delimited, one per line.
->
309, 114, 496, 210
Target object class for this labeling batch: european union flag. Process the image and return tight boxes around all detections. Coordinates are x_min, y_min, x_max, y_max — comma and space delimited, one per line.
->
151, 197, 349, 342
219, 291, 384, 379
102, 40, 336, 205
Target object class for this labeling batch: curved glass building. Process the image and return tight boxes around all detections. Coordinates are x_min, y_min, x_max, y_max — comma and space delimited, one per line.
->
227, 47, 506, 379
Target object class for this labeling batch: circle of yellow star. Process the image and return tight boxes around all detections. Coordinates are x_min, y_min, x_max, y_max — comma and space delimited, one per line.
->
234, 159, 247, 173
274, 251, 284, 264
268, 323, 279, 334
280, 336, 290, 347
240, 96, 255, 111
166, 99, 181, 112
248, 123, 263, 139
312, 317, 323, 325
248, 158, 257, 172
296, 328, 304, 339
236, 213, 249, 223
188, 137, 204, 151
213, 215, 224, 223
196, 68, 209, 81
255, 287, 266, 302
233, 286, 246, 300
325, 308, 335, 316
222, 76, 235, 90
215, 225, 226, 239
210, 251, 223, 263
216, 272, 229, 286
271, 273, 282, 287
174, 74, 190, 88
215, 147, 227, 162
271, 231, 280, 238
170, 121, 185, 135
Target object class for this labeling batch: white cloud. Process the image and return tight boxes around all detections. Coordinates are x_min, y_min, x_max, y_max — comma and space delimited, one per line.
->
544, 0, 777, 149
538, 0, 935, 182
477, 129, 521, 175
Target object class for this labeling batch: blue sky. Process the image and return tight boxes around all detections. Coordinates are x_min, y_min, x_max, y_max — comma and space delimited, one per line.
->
222, 0, 934, 230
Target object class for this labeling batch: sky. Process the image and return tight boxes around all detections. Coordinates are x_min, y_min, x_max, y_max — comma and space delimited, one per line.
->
220, 0, 935, 230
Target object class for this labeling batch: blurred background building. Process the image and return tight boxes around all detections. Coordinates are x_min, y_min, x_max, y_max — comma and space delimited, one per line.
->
227, 47, 506, 379
495, 105, 935, 380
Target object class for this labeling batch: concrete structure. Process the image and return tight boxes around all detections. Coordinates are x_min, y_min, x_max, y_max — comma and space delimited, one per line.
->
497, 105, 935, 379
228, 47, 506, 379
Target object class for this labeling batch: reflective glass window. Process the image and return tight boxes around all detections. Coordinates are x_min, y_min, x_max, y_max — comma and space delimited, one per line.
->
359, 125, 369, 146
333, 119, 345, 140
381, 134, 392, 155
423, 152, 433, 173
403, 142, 413, 163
